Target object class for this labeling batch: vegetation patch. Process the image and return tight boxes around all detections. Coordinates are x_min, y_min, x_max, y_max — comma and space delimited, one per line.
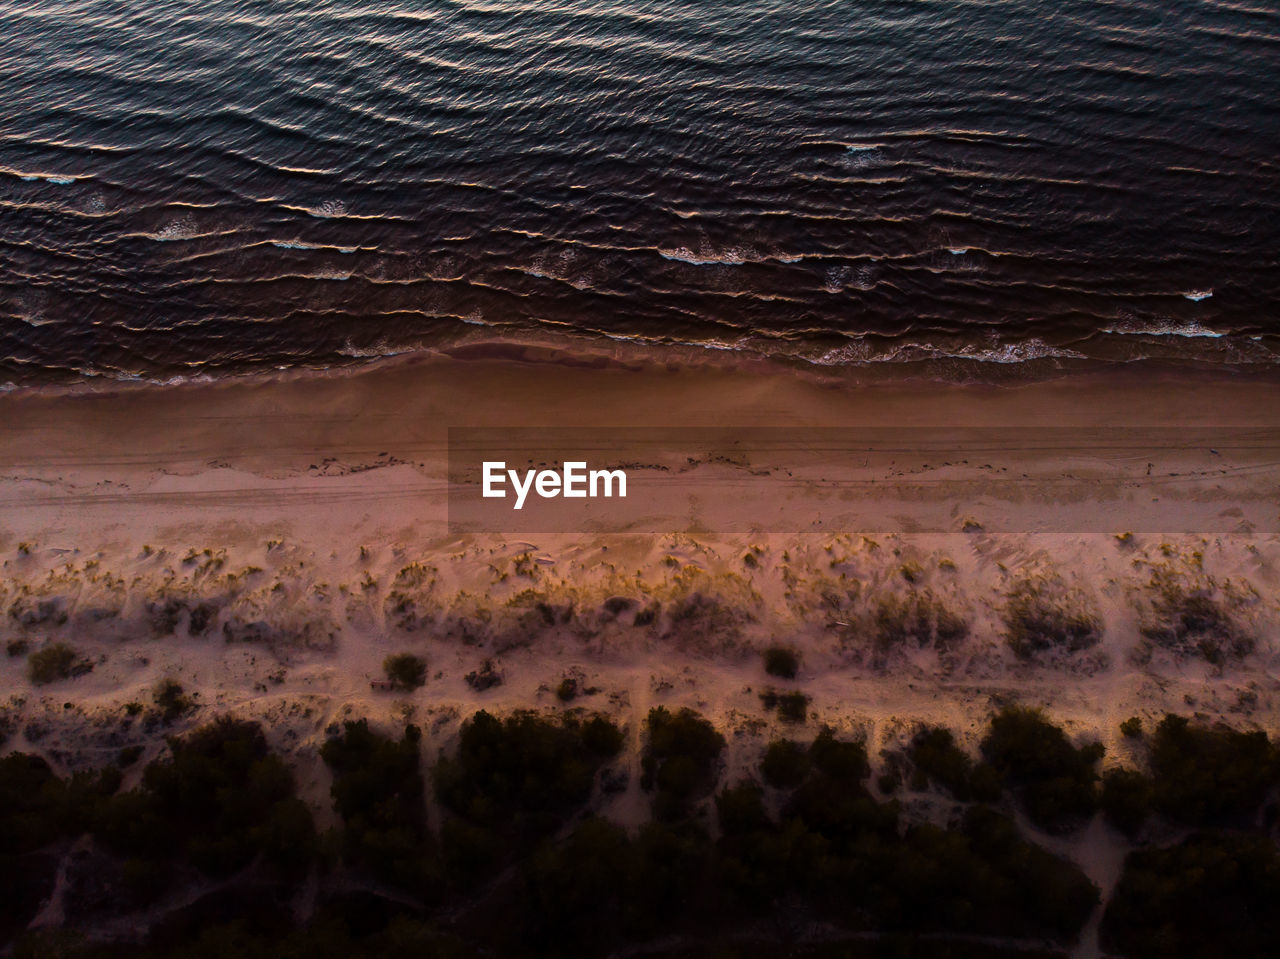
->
1002, 575, 1102, 660
641, 707, 726, 821
1103, 833, 1280, 958
762, 645, 799, 679
980, 706, 1103, 832
382, 652, 427, 691
908, 726, 1001, 802
321, 720, 434, 896
1138, 558, 1254, 664
27, 643, 93, 685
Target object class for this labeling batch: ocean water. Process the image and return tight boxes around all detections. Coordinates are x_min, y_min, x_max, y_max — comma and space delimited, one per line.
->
0, 0, 1278, 386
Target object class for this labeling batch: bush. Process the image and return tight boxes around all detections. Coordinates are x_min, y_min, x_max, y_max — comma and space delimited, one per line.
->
1002, 577, 1102, 659
555, 677, 578, 702
27, 643, 92, 685
435, 710, 619, 866
776, 691, 810, 724
383, 653, 427, 691
100, 718, 316, 882
762, 645, 799, 679
641, 707, 725, 821
1139, 566, 1252, 664
464, 659, 502, 691
0, 753, 67, 855
6, 639, 30, 658
761, 739, 810, 789
874, 590, 969, 650
981, 706, 1103, 831
809, 726, 869, 782
1120, 716, 1143, 738
321, 719, 434, 894
1103, 833, 1280, 958
909, 726, 1000, 801
1101, 768, 1154, 836
1148, 714, 1276, 826
153, 678, 195, 723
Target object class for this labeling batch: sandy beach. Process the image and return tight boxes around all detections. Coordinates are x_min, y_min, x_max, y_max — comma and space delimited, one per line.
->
2, 348, 1278, 737
1, 348, 1279, 956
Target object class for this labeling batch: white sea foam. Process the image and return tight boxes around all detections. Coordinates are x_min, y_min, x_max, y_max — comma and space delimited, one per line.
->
813, 337, 1085, 367
1183, 290, 1213, 301
310, 199, 348, 218
1103, 321, 1224, 338
658, 247, 747, 266
151, 215, 198, 241
15, 172, 76, 184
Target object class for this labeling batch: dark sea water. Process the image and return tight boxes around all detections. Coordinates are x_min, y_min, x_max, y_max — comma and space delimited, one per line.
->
1, 0, 1278, 386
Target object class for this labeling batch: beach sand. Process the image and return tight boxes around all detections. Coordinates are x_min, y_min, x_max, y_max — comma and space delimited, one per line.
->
1, 350, 1278, 954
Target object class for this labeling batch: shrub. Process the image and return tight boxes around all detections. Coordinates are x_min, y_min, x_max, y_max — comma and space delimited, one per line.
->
1002, 577, 1102, 659
874, 590, 969, 650
321, 719, 434, 894
808, 726, 869, 782
909, 726, 1000, 801
1103, 833, 1280, 958
776, 691, 810, 724
762, 645, 799, 679
1120, 716, 1143, 738
981, 706, 1103, 831
1139, 565, 1252, 663
27, 643, 92, 685
435, 710, 618, 856
1100, 768, 1154, 836
580, 714, 624, 757
464, 659, 502, 691
100, 718, 316, 882
761, 739, 810, 789
383, 653, 427, 691
1148, 714, 1276, 827
0, 753, 66, 855
153, 678, 195, 723
555, 677, 578, 702
641, 707, 725, 821
6, 639, 30, 658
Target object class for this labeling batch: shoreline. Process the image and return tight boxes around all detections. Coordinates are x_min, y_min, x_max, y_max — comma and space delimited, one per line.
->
6, 327, 1280, 402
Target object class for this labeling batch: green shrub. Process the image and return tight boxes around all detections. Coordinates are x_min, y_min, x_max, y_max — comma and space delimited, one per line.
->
762, 645, 799, 679
100, 718, 316, 882
321, 719, 434, 894
641, 707, 725, 821
383, 653, 427, 690
435, 710, 619, 865
27, 643, 92, 685
909, 726, 1001, 801
808, 726, 869, 782
1103, 833, 1280, 958
1100, 768, 1154, 836
555, 677, 578, 702
153, 678, 195, 723
776, 691, 809, 724
716, 781, 771, 837
981, 706, 1103, 831
1002, 577, 1102, 659
1148, 714, 1276, 826
875, 590, 969, 650
761, 739, 810, 789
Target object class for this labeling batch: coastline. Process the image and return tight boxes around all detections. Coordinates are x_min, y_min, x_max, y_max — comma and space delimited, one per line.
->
2, 349, 1276, 731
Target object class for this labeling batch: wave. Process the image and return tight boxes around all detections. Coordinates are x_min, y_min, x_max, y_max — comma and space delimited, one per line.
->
658, 247, 749, 266
1102, 321, 1225, 338
4, 169, 77, 185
